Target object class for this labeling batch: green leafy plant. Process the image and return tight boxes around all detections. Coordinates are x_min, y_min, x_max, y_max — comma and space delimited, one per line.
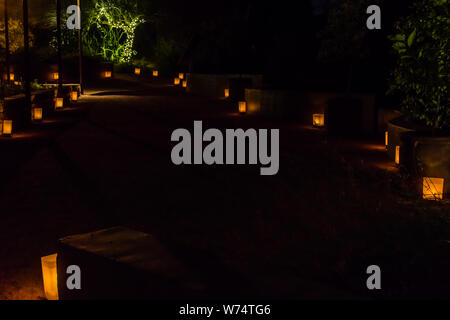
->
42, 8, 78, 55
152, 37, 184, 73
30, 79, 44, 90
388, 0, 450, 129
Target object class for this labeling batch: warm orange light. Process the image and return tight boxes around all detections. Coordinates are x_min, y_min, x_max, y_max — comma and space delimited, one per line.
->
153, 70, 158, 77
174, 77, 180, 85
14, 81, 19, 86
52, 72, 59, 80
313, 114, 325, 127
9, 73, 14, 81
32, 108, 43, 121
135, 67, 141, 75
385, 131, 389, 147
224, 88, 230, 98
423, 177, 444, 200
105, 71, 112, 78
395, 146, 400, 165
2, 120, 12, 135
41, 254, 59, 300
238, 101, 247, 113
179, 73, 184, 80
55, 98, 63, 109
70, 91, 78, 102
182, 80, 187, 88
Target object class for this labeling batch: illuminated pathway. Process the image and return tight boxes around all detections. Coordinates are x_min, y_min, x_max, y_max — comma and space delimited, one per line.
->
0, 75, 445, 300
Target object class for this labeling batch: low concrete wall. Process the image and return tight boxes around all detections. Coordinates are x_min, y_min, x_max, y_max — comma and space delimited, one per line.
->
378, 108, 402, 135
387, 117, 450, 197
245, 89, 301, 118
57, 227, 204, 299
245, 89, 376, 131
186, 73, 263, 98
3, 89, 54, 130
2, 85, 79, 130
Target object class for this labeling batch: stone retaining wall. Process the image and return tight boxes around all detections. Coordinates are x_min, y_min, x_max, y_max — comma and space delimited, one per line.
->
186, 73, 263, 98
244, 89, 376, 132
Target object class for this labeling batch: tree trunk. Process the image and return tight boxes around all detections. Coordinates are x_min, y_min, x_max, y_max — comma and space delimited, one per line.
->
77, 0, 84, 94
4, 0, 10, 83
1, 63, 5, 116
57, 0, 63, 91
23, 0, 31, 124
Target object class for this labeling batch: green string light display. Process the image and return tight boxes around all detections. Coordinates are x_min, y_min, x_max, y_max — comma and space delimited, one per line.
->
87, 1, 145, 63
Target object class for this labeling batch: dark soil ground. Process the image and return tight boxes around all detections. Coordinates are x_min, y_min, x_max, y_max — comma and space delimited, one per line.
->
0, 74, 449, 300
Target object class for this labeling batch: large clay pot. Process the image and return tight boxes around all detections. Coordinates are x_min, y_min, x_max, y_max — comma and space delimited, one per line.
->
386, 117, 420, 163
411, 135, 450, 196
387, 116, 450, 197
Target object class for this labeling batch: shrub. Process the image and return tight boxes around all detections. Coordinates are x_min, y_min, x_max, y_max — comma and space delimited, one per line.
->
388, 0, 450, 129
152, 37, 185, 74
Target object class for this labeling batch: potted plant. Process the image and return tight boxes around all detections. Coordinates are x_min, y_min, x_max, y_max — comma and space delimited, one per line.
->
387, 0, 449, 197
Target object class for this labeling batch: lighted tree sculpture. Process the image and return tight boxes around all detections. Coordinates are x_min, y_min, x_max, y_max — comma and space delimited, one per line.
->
85, 0, 145, 63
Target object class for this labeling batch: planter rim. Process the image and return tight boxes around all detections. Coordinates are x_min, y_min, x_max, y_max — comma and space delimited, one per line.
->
389, 116, 450, 136
410, 134, 450, 142
389, 116, 429, 132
